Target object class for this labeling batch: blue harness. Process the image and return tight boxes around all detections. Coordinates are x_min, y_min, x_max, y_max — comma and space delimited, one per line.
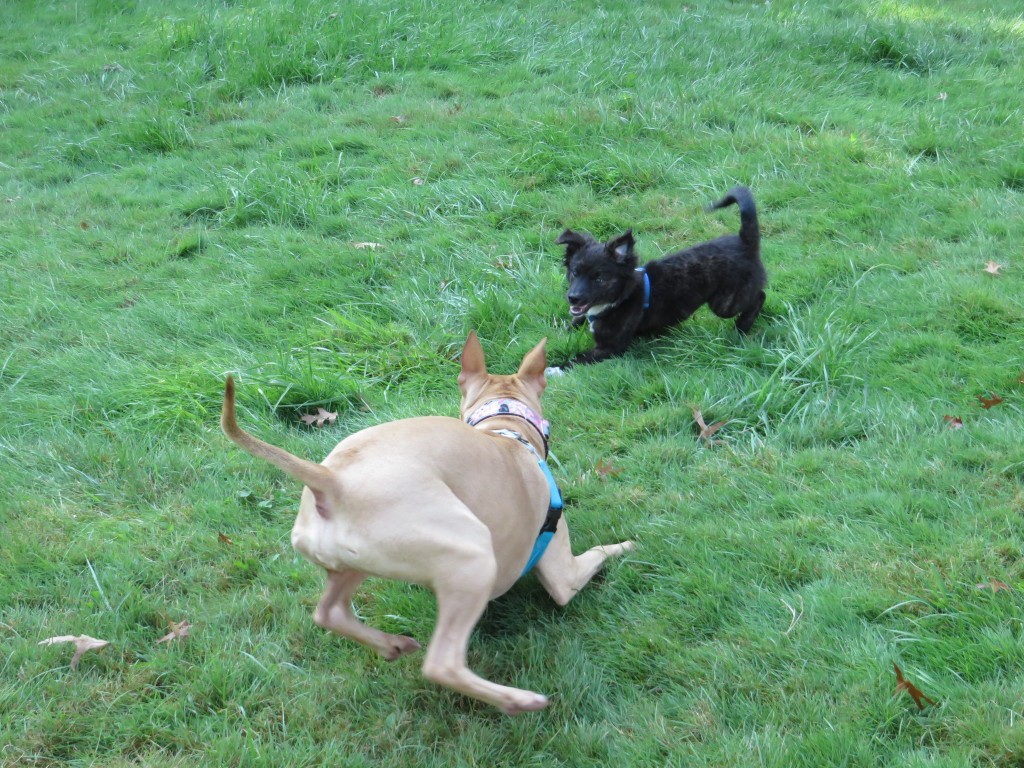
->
636, 266, 651, 310
491, 429, 564, 576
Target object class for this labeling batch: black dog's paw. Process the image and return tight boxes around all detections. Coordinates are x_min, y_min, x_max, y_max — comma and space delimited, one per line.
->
570, 348, 619, 366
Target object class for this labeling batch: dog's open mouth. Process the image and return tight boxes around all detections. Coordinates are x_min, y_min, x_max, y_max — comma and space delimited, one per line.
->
569, 303, 591, 317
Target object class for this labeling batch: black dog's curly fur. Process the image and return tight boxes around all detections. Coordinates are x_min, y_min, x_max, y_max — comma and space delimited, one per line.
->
556, 185, 766, 365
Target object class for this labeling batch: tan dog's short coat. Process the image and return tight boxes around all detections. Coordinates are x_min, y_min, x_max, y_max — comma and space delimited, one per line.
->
221, 332, 634, 713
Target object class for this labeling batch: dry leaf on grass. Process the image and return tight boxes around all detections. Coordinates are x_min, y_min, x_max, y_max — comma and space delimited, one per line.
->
975, 578, 1012, 593
156, 620, 191, 644
942, 415, 964, 430
984, 261, 1003, 275
893, 663, 937, 710
38, 634, 110, 670
218, 532, 234, 546
595, 458, 622, 480
692, 409, 726, 445
300, 408, 338, 427
352, 242, 383, 250
977, 393, 1003, 409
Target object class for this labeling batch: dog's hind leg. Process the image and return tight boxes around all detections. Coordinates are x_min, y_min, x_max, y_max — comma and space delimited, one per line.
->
314, 568, 422, 661
421, 556, 549, 714
534, 524, 634, 607
735, 290, 765, 334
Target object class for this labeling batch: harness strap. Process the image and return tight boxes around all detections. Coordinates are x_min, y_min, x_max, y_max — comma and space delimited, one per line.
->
490, 429, 563, 576
636, 266, 651, 310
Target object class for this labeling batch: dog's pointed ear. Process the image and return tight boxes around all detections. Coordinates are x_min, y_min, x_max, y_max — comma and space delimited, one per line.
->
517, 337, 547, 396
608, 230, 636, 265
458, 330, 487, 392
556, 229, 589, 266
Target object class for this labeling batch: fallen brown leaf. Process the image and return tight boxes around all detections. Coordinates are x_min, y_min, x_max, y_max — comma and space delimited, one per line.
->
894, 663, 937, 710
300, 408, 338, 428
984, 261, 1003, 275
38, 634, 110, 670
976, 578, 1012, 593
978, 393, 1003, 410
942, 415, 963, 430
595, 458, 622, 480
79, 220, 90, 230
693, 409, 726, 445
156, 620, 191, 644
218, 532, 234, 546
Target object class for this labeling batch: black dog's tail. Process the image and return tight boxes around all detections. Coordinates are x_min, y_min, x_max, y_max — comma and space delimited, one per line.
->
706, 186, 759, 255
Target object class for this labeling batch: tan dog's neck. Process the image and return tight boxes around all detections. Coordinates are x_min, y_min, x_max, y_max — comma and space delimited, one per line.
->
459, 331, 548, 456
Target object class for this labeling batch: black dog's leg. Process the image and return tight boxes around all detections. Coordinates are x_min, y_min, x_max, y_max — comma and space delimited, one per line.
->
571, 347, 622, 366
570, 334, 636, 365
735, 290, 765, 334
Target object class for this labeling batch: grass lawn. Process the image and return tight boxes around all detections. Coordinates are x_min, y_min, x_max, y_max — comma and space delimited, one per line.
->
2, 0, 1023, 765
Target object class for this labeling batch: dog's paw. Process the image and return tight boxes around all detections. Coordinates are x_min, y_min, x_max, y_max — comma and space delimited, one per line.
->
382, 635, 422, 661
544, 366, 566, 378
501, 691, 549, 715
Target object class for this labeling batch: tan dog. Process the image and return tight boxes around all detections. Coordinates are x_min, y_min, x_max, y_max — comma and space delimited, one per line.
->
221, 331, 634, 713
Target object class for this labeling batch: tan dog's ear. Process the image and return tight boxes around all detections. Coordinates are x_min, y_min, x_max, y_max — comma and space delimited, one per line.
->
517, 337, 547, 396
459, 330, 487, 393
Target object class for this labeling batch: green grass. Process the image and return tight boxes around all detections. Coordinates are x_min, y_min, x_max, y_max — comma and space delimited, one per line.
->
2, 0, 1023, 765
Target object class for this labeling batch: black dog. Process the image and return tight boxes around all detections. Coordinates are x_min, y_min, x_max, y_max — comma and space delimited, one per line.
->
555, 186, 766, 365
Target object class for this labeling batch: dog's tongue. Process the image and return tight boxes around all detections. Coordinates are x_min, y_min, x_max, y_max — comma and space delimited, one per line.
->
569, 304, 589, 317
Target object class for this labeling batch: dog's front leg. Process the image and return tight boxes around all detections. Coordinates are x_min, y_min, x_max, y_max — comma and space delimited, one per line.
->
571, 313, 642, 365
314, 569, 422, 660
570, 335, 635, 365
570, 346, 624, 365
534, 524, 634, 606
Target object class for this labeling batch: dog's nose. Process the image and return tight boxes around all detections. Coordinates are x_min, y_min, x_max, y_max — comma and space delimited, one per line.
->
567, 292, 582, 303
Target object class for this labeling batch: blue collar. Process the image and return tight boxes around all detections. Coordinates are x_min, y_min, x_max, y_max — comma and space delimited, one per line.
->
635, 267, 651, 310
491, 429, 563, 576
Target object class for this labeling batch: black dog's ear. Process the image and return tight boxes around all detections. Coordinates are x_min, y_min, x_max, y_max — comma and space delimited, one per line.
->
607, 230, 636, 264
556, 229, 591, 265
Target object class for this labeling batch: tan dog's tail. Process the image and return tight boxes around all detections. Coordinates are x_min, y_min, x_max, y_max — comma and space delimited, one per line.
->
221, 376, 338, 509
